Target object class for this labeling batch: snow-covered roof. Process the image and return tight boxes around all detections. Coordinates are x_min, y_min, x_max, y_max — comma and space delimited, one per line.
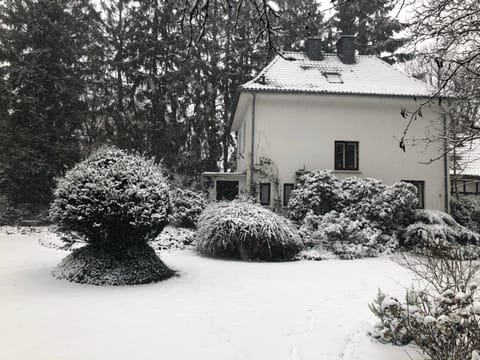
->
241, 52, 436, 98
453, 139, 480, 177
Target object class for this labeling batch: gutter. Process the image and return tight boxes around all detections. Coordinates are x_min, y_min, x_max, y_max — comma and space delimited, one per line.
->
237, 86, 456, 101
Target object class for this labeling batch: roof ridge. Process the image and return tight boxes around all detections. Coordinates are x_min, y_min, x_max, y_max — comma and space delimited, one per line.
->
280, 51, 378, 59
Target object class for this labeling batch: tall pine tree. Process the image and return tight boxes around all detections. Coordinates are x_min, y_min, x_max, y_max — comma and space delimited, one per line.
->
0, 0, 103, 205
332, 0, 406, 62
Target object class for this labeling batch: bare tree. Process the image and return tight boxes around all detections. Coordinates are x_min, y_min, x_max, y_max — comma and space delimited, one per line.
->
397, 0, 480, 158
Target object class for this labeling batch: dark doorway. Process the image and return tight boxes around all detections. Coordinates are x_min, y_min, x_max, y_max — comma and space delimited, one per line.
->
216, 180, 239, 201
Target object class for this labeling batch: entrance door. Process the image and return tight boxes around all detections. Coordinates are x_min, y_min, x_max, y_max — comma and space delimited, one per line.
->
216, 180, 239, 201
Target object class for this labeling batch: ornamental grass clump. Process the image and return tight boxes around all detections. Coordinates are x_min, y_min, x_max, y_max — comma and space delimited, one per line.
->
49, 147, 174, 285
195, 200, 303, 261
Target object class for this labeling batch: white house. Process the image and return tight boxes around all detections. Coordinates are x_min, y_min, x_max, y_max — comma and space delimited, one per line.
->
204, 36, 450, 211
451, 139, 480, 196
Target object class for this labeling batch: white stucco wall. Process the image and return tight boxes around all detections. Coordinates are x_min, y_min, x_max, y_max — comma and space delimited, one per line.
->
236, 92, 448, 211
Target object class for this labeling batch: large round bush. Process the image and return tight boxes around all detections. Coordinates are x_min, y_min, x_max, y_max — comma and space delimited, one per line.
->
195, 200, 303, 261
49, 147, 174, 285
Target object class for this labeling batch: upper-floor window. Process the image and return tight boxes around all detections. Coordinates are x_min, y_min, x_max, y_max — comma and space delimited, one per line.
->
402, 180, 425, 209
335, 141, 359, 170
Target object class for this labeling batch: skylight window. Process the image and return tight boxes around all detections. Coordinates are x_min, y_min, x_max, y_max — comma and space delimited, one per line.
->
324, 72, 343, 84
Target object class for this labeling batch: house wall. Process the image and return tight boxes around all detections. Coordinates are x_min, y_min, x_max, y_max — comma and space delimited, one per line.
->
237, 92, 448, 211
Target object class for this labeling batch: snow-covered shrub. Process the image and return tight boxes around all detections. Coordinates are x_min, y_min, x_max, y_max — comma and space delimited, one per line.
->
49, 147, 174, 285
370, 250, 480, 360
287, 169, 343, 222
295, 175, 417, 259
299, 211, 397, 259
369, 289, 416, 345
169, 188, 207, 228
150, 226, 195, 251
289, 172, 418, 230
53, 243, 173, 285
340, 178, 417, 233
400, 210, 480, 254
196, 200, 303, 261
451, 196, 480, 233
364, 182, 418, 231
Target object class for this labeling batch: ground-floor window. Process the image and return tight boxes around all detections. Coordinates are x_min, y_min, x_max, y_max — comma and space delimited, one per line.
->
283, 183, 295, 206
402, 180, 425, 209
259, 183, 271, 205
216, 180, 239, 201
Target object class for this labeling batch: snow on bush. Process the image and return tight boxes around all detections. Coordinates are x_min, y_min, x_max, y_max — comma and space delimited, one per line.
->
400, 210, 480, 258
451, 196, 480, 233
342, 180, 417, 233
195, 200, 303, 261
53, 244, 174, 286
370, 249, 480, 359
287, 169, 343, 222
169, 188, 207, 229
293, 172, 418, 259
150, 225, 195, 252
299, 211, 388, 259
49, 147, 174, 285
368, 289, 415, 345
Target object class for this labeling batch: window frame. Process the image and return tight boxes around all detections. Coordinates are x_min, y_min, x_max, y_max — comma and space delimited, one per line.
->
324, 72, 343, 84
402, 180, 425, 209
259, 183, 271, 205
334, 140, 359, 171
283, 183, 295, 207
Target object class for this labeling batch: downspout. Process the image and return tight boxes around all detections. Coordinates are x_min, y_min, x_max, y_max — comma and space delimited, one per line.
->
250, 93, 256, 196
443, 110, 449, 213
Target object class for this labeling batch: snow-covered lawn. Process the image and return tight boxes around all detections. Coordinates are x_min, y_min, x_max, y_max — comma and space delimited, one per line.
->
0, 228, 420, 360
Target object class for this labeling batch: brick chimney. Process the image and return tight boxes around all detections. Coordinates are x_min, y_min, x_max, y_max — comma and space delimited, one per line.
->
305, 38, 324, 61
336, 34, 356, 64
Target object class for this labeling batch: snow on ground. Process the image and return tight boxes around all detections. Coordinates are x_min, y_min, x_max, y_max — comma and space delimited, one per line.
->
0, 228, 421, 360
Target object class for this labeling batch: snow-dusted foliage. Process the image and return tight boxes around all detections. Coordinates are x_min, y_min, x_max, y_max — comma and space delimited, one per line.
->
49, 147, 174, 285
370, 248, 480, 360
368, 289, 415, 345
53, 243, 174, 286
169, 188, 207, 229
341, 180, 417, 233
49, 147, 171, 247
295, 173, 417, 259
451, 196, 480, 233
299, 211, 390, 259
150, 226, 195, 251
195, 200, 303, 261
287, 169, 343, 222
400, 210, 480, 257
289, 170, 417, 227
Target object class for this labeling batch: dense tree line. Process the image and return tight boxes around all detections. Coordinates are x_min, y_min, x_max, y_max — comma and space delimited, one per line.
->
0, 0, 403, 209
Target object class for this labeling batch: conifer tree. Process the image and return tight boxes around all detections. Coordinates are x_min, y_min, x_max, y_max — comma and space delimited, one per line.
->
0, 0, 103, 205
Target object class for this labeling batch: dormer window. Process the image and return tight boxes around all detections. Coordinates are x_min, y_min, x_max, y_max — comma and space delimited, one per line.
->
324, 72, 343, 84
